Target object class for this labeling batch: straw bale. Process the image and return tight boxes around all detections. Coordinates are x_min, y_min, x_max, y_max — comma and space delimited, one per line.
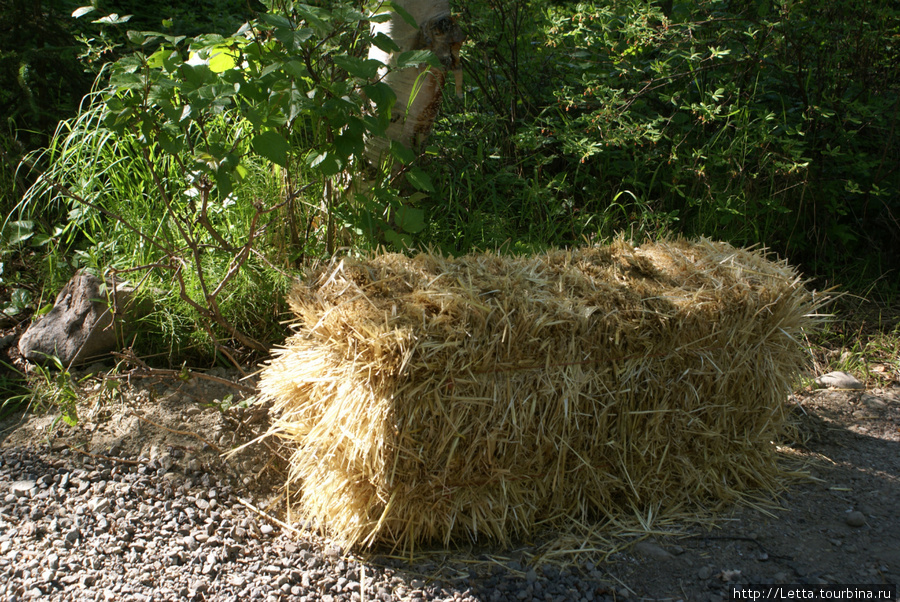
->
259, 239, 818, 551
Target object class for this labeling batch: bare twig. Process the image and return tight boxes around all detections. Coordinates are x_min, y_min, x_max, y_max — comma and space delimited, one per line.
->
111, 351, 257, 394
236, 496, 306, 538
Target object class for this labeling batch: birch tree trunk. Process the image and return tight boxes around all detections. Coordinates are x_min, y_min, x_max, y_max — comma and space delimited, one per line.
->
365, 0, 465, 165
323, 1, 464, 254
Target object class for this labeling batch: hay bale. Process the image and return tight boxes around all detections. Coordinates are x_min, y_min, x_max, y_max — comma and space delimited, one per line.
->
259, 239, 818, 550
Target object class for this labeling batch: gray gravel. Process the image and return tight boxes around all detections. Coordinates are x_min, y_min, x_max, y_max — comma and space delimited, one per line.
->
0, 445, 611, 602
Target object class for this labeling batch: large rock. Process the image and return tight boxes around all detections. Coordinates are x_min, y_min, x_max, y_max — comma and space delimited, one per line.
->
18, 271, 148, 366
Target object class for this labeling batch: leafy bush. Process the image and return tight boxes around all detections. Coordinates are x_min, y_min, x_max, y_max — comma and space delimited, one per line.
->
16, 0, 437, 362
427, 0, 900, 285
7, 0, 900, 367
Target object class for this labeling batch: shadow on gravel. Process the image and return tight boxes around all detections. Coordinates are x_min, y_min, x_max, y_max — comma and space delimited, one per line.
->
354, 401, 900, 602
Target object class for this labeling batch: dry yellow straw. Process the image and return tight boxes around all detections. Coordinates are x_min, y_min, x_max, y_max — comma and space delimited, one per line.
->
259, 238, 820, 552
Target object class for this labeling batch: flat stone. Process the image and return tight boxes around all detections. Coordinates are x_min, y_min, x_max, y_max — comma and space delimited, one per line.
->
9, 481, 36, 498
88, 497, 110, 513
815, 371, 864, 390
862, 395, 887, 409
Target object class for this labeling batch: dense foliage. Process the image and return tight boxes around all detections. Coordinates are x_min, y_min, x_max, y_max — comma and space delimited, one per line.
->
430, 0, 899, 276
2, 0, 898, 365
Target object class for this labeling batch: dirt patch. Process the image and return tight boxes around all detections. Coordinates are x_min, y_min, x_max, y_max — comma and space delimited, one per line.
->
0, 365, 286, 499
599, 385, 900, 598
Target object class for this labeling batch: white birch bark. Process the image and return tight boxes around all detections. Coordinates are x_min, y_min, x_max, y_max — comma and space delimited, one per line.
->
365, 0, 465, 166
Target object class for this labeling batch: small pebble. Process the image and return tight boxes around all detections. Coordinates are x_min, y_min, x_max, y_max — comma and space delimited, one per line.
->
845, 511, 867, 528
634, 540, 673, 560
10, 480, 36, 498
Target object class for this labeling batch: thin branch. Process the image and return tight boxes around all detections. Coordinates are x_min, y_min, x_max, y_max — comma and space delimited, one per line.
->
111, 351, 257, 393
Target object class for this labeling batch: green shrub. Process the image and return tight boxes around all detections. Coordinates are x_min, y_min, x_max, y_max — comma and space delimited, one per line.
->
15, 0, 436, 362
427, 0, 900, 286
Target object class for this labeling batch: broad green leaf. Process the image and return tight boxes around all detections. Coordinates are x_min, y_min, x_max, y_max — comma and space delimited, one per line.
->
394, 206, 426, 233
259, 13, 293, 29
198, 83, 234, 101
147, 48, 175, 69
295, 4, 332, 32
72, 6, 95, 18
307, 151, 341, 176
332, 56, 382, 80
4, 220, 34, 245
385, 2, 417, 28
363, 82, 395, 112
406, 167, 434, 193
157, 127, 184, 155
3, 289, 33, 319
93, 13, 132, 25
332, 6, 366, 22
194, 151, 221, 170
179, 63, 214, 87
383, 229, 413, 250
208, 47, 239, 73
372, 32, 400, 53
191, 34, 226, 47
273, 27, 313, 50
110, 72, 146, 89
307, 151, 327, 169
283, 60, 309, 79
215, 167, 233, 199
162, 51, 182, 72
252, 131, 291, 166
115, 54, 144, 72
126, 30, 147, 45
361, 114, 386, 136
320, 155, 342, 176
334, 130, 363, 159
389, 140, 415, 164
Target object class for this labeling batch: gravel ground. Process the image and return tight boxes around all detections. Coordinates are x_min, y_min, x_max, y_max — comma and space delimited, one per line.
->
0, 443, 607, 602
1, 367, 898, 602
